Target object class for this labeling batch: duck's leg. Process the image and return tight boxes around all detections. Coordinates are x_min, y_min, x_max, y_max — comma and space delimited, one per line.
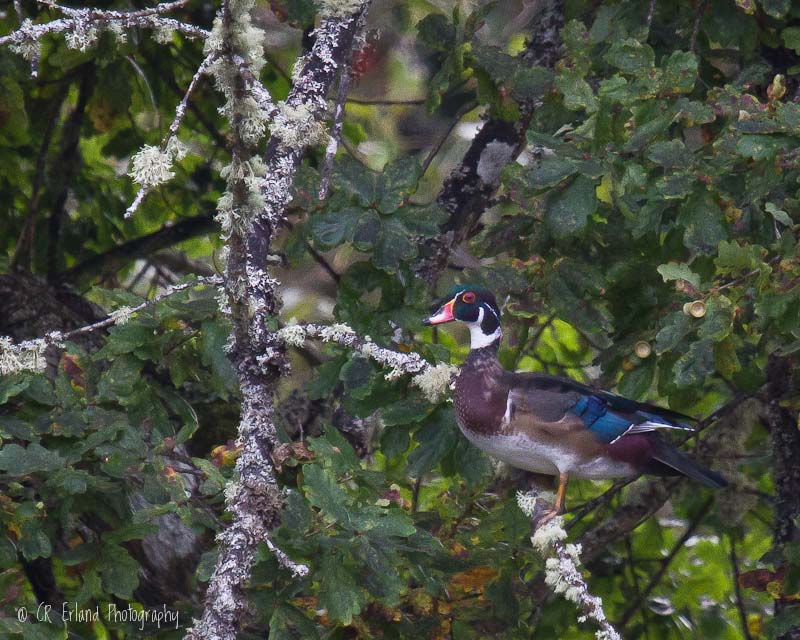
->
554, 472, 569, 514
536, 473, 569, 527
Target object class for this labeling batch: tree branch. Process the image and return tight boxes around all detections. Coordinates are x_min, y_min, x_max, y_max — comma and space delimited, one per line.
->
185, 2, 371, 638
59, 213, 216, 283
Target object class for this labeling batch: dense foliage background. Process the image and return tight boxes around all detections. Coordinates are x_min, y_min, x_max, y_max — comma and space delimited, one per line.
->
1, 0, 800, 638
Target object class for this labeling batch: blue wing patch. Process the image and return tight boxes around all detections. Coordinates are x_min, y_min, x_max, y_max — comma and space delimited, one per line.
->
572, 397, 693, 444
572, 396, 633, 444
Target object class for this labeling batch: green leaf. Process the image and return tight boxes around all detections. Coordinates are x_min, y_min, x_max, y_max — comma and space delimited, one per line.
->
381, 425, 411, 462
395, 202, 447, 236
316, 553, 366, 625
698, 297, 733, 340
766, 607, 800, 639
269, 605, 320, 640
655, 312, 692, 354
309, 208, 359, 248
334, 156, 376, 205
766, 202, 793, 226
760, 0, 790, 18
617, 360, 655, 400
201, 320, 238, 395
678, 191, 728, 252
417, 13, 455, 52
673, 340, 715, 387
647, 139, 690, 169
99, 545, 139, 598
545, 175, 597, 239
782, 26, 800, 54
605, 38, 655, 74
377, 156, 420, 213
736, 135, 792, 160
657, 262, 701, 288
0, 374, 29, 404
0, 78, 29, 145
382, 395, 434, 426
0, 443, 65, 475
339, 354, 374, 399
715, 240, 762, 273
373, 219, 417, 272
352, 210, 382, 250
555, 68, 597, 112
301, 464, 350, 525
529, 158, 579, 188
407, 409, 458, 476
102, 522, 158, 544
47, 468, 92, 495
662, 51, 698, 93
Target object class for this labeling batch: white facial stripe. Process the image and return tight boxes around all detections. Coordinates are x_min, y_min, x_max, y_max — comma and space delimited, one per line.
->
467, 306, 502, 349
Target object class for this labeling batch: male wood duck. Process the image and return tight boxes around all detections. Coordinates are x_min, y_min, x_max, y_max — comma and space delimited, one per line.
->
423, 285, 726, 520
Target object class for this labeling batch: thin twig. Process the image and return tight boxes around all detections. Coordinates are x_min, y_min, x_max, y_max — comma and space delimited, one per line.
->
318, 54, 353, 200
616, 498, 713, 629
729, 536, 754, 640
420, 100, 478, 179
645, 0, 657, 33
125, 51, 218, 218
304, 240, 340, 283
689, 0, 708, 53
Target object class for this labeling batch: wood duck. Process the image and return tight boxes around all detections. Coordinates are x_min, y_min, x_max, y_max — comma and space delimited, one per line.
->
423, 285, 726, 519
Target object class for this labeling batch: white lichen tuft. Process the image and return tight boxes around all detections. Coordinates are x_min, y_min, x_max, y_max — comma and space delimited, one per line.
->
9, 23, 40, 61
314, 0, 365, 19
65, 24, 99, 52
531, 518, 568, 552
128, 138, 187, 188
0, 336, 49, 375
277, 324, 307, 348
153, 23, 175, 45
412, 363, 458, 403
270, 101, 327, 150
106, 22, 127, 44
319, 323, 356, 342
109, 306, 134, 326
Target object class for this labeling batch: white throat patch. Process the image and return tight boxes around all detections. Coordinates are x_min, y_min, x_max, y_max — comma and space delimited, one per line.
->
468, 307, 502, 349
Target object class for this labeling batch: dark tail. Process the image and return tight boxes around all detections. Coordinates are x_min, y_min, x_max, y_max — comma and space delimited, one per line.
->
649, 438, 728, 488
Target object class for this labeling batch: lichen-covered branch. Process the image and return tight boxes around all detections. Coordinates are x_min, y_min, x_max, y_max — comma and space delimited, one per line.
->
185, 2, 371, 638
517, 491, 622, 640
0, 276, 220, 376
278, 323, 457, 402
0, 0, 207, 69
126, 51, 218, 218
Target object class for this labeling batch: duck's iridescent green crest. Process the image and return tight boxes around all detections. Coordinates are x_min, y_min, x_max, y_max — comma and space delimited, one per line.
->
423, 284, 502, 343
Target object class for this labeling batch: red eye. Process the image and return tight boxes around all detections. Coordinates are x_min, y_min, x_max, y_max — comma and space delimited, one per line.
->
462, 292, 476, 304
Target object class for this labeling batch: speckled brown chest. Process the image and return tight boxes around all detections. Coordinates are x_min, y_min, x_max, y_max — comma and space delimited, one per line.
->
453, 346, 508, 436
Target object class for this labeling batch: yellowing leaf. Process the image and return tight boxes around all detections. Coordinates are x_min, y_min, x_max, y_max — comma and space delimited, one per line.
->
596, 174, 613, 204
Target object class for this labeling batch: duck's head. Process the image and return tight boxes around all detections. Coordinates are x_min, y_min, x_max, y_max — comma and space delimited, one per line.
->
423, 284, 502, 349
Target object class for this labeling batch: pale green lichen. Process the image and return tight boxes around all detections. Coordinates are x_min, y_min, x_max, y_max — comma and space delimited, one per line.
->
314, 0, 365, 19
128, 138, 187, 188
270, 101, 327, 150
412, 363, 458, 403
108, 306, 134, 326
9, 23, 40, 62
153, 23, 175, 45
277, 324, 307, 348
65, 24, 98, 52
0, 337, 48, 375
